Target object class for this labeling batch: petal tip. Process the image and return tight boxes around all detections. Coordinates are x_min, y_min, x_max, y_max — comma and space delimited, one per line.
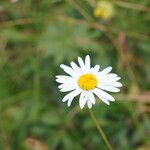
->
86, 54, 90, 58
105, 101, 110, 105
80, 106, 84, 109
60, 64, 64, 68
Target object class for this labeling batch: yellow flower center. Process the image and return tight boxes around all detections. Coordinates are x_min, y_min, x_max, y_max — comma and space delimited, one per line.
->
94, 1, 115, 19
78, 74, 98, 90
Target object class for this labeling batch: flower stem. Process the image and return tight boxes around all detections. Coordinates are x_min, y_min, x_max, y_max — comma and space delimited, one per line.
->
89, 109, 114, 150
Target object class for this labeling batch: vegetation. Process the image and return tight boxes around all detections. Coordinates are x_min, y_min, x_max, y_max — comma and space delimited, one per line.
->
0, 0, 150, 149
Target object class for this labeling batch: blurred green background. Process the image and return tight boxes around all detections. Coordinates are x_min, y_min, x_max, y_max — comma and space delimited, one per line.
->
0, 0, 150, 150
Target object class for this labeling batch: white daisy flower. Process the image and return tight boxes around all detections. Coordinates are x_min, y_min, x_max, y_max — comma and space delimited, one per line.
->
56, 55, 122, 109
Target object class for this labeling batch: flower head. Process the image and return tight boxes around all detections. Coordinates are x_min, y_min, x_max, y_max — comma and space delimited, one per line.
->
56, 55, 122, 109
94, 1, 115, 20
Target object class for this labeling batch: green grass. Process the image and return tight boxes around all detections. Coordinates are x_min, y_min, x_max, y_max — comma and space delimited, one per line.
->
0, 0, 150, 149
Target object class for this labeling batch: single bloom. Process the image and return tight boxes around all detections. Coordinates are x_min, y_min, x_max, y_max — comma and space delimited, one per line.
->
56, 55, 122, 109
94, 1, 115, 19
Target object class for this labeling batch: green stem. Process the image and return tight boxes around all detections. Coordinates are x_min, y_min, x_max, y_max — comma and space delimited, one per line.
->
89, 109, 114, 150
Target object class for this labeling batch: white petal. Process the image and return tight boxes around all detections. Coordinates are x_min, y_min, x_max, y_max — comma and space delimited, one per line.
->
85, 55, 90, 69
92, 88, 110, 104
79, 92, 88, 109
98, 73, 117, 80
70, 61, 79, 70
113, 77, 121, 81
100, 76, 121, 83
98, 85, 120, 93
88, 91, 96, 104
56, 75, 71, 78
62, 89, 81, 102
58, 79, 76, 87
56, 75, 74, 83
78, 57, 85, 69
92, 88, 115, 102
59, 82, 77, 92
87, 100, 92, 109
101, 73, 118, 79
60, 64, 76, 77
70, 61, 81, 75
91, 65, 100, 74
58, 84, 63, 89
100, 97, 110, 105
67, 98, 74, 107
112, 82, 122, 87
93, 65, 100, 72
100, 81, 122, 88
99, 66, 112, 75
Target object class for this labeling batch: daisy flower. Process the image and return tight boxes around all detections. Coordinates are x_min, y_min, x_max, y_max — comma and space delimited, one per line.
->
56, 55, 122, 109
94, 1, 115, 20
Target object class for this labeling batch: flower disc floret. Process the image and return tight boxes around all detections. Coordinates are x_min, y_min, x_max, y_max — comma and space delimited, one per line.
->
78, 74, 98, 90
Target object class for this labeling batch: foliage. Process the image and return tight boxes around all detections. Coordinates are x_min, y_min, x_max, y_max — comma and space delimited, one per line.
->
0, 0, 150, 150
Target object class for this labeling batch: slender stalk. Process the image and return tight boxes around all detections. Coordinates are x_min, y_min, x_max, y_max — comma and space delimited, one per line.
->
89, 109, 114, 150
115, 1, 150, 13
